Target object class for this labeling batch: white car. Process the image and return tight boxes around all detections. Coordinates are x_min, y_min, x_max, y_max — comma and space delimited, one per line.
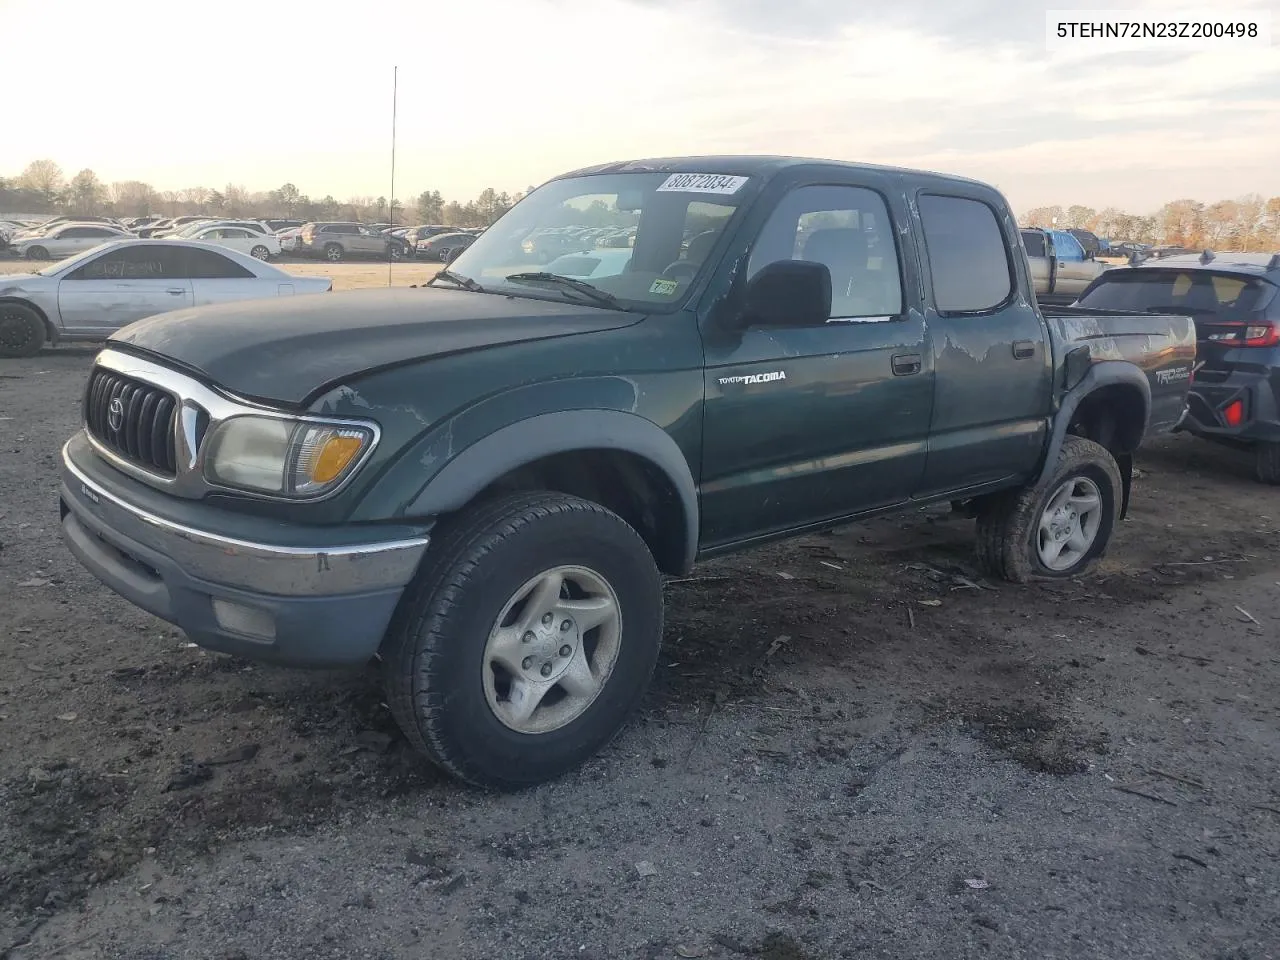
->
187, 225, 282, 260
11, 223, 133, 259
542, 248, 633, 279
0, 239, 333, 358
278, 227, 303, 253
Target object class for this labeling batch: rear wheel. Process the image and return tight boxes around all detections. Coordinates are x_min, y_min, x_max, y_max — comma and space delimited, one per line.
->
0, 302, 45, 358
1255, 442, 1280, 485
382, 491, 663, 790
388, 243, 404, 261
324, 243, 344, 262
250, 244, 270, 261
26, 246, 49, 261
975, 436, 1121, 582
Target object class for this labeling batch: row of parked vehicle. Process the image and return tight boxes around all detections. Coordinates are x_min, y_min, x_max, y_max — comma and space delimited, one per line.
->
0, 213, 486, 263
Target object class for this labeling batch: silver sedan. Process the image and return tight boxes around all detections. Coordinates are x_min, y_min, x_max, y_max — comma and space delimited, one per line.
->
0, 239, 333, 358
10, 223, 133, 259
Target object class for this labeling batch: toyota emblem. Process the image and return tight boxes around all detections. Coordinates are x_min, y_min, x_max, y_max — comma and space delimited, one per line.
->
107, 397, 124, 432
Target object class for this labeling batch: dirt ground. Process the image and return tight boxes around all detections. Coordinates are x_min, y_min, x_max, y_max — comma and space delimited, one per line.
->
2, 341, 1279, 959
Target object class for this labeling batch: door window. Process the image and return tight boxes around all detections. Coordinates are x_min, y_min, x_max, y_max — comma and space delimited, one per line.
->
919, 195, 1014, 314
747, 184, 903, 320
67, 244, 186, 280
183, 248, 256, 279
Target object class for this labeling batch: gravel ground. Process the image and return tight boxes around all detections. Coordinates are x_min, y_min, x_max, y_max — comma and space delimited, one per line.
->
1, 345, 1278, 960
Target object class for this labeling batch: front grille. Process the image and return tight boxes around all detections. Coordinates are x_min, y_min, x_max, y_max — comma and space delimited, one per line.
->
84, 368, 179, 476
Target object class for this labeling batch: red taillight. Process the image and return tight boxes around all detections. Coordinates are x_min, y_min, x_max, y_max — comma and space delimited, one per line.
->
1242, 322, 1280, 347
1223, 399, 1245, 427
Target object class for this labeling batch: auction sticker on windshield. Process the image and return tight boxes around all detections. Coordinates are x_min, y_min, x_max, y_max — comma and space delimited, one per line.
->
655, 173, 749, 195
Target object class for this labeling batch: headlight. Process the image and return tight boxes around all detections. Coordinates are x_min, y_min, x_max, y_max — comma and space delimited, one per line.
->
203, 416, 376, 497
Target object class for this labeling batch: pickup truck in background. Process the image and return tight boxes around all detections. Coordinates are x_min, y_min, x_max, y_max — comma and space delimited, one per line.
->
59, 156, 1196, 790
1021, 226, 1110, 303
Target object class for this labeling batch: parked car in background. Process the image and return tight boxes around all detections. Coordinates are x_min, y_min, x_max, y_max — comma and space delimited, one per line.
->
0, 239, 333, 357
1066, 228, 1102, 259
188, 225, 282, 260
10, 223, 133, 260
265, 219, 307, 233
1045, 229, 1108, 297
1106, 241, 1150, 259
277, 226, 304, 253
137, 216, 209, 238
415, 231, 476, 262
1075, 251, 1280, 483
1136, 245, 1198, 263
296, 222, 408, 262
167, 219, 272, 239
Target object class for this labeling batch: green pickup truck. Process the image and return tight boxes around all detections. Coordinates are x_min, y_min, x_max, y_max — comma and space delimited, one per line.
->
58, 156, 1196, 789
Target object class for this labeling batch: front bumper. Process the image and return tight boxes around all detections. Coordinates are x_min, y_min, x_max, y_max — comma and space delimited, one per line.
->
1183, 370, 1280, 445
59, 434, 430, 666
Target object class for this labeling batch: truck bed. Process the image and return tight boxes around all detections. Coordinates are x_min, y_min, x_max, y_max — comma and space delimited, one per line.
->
1041, 305, 1197, 437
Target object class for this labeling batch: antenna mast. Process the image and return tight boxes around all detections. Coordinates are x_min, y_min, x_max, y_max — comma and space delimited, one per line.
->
389, 65, 398, 287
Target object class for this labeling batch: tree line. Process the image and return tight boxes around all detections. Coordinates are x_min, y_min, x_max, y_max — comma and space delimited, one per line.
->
1021, 196, 1280, 251
0, 159, 533, 228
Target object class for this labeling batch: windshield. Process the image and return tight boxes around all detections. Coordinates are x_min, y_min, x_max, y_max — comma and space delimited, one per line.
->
1078, 269, 1277, 321
444, 171, 756, 311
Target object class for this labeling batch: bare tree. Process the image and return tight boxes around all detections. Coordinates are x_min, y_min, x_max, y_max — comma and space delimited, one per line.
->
18, 159, 66, 206
67, 169, 107, 214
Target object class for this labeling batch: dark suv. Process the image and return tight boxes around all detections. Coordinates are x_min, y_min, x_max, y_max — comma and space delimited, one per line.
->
1075, 251, 1280, 482
297, 222, 408, 262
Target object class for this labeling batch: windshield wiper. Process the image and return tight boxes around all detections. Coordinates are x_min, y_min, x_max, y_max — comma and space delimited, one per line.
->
428, 269, 483, 292
503, 272, 620, 309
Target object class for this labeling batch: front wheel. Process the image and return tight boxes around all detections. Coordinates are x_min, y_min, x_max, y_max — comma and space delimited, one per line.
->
0, 302, 46, 358
975, 436, 1121, 582
382, 491, 663, 790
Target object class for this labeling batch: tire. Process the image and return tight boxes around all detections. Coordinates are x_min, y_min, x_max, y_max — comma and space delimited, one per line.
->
250, 245, 271, 261
382, 491, 664, 790
323, 243, 344, 262
975, 436, 1121, 583
0, 302, 46, 358
388, 243, 404, 261
1255, 442, 1280, 485
26, 246, 49, 261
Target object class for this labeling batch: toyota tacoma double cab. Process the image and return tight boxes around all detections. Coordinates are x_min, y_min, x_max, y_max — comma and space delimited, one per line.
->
58, 157, 1195, 790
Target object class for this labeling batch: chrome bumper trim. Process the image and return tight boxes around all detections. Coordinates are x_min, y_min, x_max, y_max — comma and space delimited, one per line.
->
62, 441, 428, 597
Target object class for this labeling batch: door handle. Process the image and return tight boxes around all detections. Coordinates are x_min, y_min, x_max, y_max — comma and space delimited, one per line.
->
166, 288, 186, 296
1013, 340, 1036, 359
891, 353, 922, 376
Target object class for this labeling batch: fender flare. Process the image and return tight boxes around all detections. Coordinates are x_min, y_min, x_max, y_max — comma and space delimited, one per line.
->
1037, 359, 1151, 518
405, 409, 700, 572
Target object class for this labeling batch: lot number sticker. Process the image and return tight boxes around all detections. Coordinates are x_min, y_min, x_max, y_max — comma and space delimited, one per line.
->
655, 173, 748, 195
649, 278, 679, 295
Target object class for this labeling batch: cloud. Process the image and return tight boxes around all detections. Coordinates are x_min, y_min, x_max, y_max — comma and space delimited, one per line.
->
1, 0, 1275, 214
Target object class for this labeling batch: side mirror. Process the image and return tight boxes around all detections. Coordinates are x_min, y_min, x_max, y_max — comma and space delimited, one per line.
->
740, 260, 831, 328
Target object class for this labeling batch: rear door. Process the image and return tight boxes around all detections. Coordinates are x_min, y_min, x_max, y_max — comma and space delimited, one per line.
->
1050, 231, 1097, 295
355, 225, 384, 255
185, 246, 266, 306
911, 187, 1052, 497
57, 244, 193, 334
699, 174, 934, 547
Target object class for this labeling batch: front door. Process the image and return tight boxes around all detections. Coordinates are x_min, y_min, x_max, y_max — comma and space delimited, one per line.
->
57, 244, 193, 335
699, 178, 934, 549
911, 190, 1052, 497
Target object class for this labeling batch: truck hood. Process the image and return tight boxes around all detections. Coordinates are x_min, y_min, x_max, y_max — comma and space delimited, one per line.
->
108, 286, 636, 406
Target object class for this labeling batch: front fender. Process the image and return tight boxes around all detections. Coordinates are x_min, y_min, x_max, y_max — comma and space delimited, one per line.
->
374, 408, 701, 573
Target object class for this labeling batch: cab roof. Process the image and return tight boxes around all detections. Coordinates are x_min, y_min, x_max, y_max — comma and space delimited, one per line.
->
551, 155, 992, 190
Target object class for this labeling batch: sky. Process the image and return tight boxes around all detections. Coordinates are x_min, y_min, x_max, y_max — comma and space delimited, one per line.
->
3, 0, 1277, 215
